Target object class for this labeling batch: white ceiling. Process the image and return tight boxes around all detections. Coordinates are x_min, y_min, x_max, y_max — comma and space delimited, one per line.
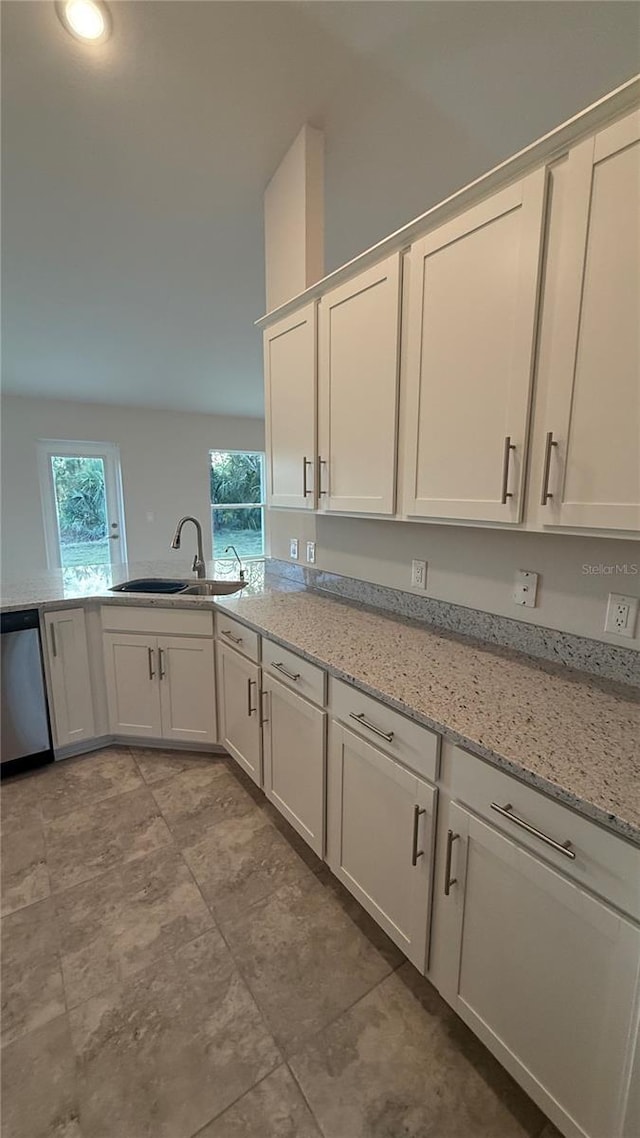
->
2, 1, 638, 417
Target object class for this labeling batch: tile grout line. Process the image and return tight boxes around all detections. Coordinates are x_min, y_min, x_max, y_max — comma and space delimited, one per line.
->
285, 1060, 329, 1138
186, 1063, 287, 1138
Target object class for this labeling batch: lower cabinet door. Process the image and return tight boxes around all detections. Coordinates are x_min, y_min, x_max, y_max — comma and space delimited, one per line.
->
103, 633, 162, 737
158, 636, 216, 744
262, 675, 326, 856
443, 802, 640, 1138
44, 608, 94, 747
327, 722, 436, 971
216, 642, 261, 784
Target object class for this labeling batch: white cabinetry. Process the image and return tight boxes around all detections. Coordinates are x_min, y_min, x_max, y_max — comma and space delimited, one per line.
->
44, 608, 94, 748
216, 641, 261, 785
103, 633, 162, 738
402, 170, 547, 523
439, 801, 640, 1138
318, 253, 402, 514
262, 672, 326, 856
536, 109, 640, 532
327, 722, 436, 971
157, 636, 217, 744
103, 627, 216, 744
264, 301, 317, 509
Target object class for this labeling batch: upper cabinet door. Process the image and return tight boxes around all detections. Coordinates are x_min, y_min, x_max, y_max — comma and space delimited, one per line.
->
402, 170, 547, 523
264, 302, 317, 510
537, 110, 640, 532
318, 253, 402, 515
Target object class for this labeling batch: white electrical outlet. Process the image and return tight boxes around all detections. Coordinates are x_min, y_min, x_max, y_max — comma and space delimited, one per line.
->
289, 538, 299, 561
306, 541, 316, 564
513, 569, 538, 608
411, 560, 427, 589
605, 593, 638, 639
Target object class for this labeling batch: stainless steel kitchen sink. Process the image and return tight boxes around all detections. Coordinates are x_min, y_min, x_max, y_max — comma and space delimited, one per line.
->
109, 578, 246, 596
182, 580, 246, 596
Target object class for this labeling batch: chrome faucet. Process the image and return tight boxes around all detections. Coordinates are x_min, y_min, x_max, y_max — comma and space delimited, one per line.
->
225, 545, 245, 581
170, 516, 206, 578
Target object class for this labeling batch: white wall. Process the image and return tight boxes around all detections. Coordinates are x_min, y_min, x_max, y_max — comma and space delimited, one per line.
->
0, 394, 264, 578
268, 511, 640, 648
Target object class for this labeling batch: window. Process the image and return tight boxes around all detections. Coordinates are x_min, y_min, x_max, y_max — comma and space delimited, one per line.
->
210, 450, 265, 560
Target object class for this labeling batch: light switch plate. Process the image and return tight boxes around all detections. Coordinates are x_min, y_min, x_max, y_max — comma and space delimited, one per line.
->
604, 593, 638, 638
513, 569, 538, 608
306, 541, 316, 564
289, 538, 299, 561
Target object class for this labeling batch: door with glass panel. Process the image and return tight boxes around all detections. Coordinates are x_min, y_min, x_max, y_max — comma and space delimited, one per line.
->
38, 441, 127, 569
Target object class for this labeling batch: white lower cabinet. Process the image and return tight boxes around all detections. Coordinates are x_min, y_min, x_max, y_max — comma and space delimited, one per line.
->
439, 801, 640, 1138
157, 636, 216, 744
103, 632, 216, 743
327, 722, 436, 971
216, 641, 261, 785
44, 608, 95, 748
262, 673, 326, 856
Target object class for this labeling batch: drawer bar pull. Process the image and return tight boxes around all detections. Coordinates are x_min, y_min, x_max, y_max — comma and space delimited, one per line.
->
349, 712, 394, 744
221, 629, 243, 645
444, 829, 459, 895
260, 689, 269, 725
491, 802, 575, 860
411, 805, 426, 866
147, 646, 155, 680
272, 661, 300, 682
159, 648, 166, 679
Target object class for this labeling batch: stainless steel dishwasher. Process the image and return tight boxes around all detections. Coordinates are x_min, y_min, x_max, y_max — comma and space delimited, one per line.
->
1, 609, 54, 776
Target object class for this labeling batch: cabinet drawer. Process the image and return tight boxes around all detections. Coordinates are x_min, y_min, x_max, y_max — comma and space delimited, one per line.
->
215, 612, 260, 662
101, 605, 213, 637
330, 677, 439, 784
451, 745, 640, 921
262, 639, 325, 707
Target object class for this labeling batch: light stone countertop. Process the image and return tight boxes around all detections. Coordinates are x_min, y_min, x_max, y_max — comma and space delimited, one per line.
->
216, 587, 640, 846
2, 560, 638, 845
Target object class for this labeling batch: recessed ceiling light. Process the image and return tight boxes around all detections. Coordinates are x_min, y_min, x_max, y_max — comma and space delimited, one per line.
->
55, 0, 111, 44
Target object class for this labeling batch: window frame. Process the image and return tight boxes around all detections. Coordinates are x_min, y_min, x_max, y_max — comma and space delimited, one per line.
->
209, 448, 266, 561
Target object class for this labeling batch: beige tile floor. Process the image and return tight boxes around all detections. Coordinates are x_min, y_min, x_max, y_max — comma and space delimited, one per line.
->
0, 746, 561, 1138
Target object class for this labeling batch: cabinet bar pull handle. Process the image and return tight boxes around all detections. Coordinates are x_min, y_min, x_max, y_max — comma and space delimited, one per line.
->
491, 802, 575, 859
411, 805, 426, 866
444, 829, 459, 895
500, 436, 516, 504
540, 431, 558, 505
349, 712, 394, 743
221, 629, 243, 645
147, 647, 155, 679
302, 456, 313, 497
318, 455, 328, 496
272, 661, 300, 682
247, 677, 256, 716
158, 648, 166, 679
260, 689, 269, 725
50, 624, 58, 658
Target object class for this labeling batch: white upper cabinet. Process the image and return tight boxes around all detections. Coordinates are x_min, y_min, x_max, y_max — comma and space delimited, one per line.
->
402, 169, 547, 523
44, 608, 94, 748
264, 301, 317, 509
318, 253, 402, 515
535, 110, 640, 532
